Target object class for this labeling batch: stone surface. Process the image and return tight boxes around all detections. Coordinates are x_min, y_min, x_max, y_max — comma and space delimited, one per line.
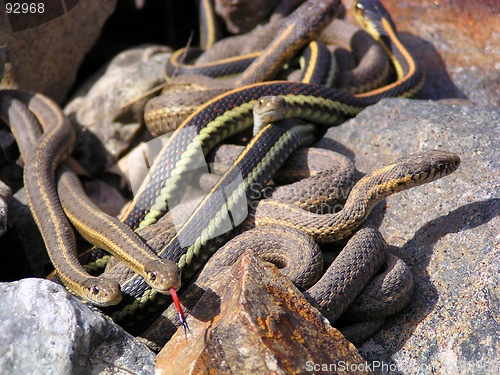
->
64, 45, 172, 169
0, 179, 11, 236
343, 0, 500, 108
318, 98, 499, 374
0, 278, 155, 375
214, 0, 279, 33
155, 252, 369, 375
0, 0, 117, 104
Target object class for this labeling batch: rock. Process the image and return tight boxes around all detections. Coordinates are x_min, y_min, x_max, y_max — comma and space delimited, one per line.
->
212, 0, 308, 36
80, 177, 128, 218
0, 180, 11, 236
64, 45, 172, 170
318, 98, 499, 373
0, 0, 117, 103
155, 252, 369, 375
0, 278, 155, 375
214, 0, 279, 33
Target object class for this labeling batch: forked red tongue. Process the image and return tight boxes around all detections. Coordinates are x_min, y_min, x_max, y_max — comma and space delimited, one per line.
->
169, 287, 189, 335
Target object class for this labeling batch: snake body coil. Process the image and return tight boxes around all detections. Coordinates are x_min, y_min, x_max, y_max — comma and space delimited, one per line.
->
137, 149, 459, 348
93, 0, 432, 322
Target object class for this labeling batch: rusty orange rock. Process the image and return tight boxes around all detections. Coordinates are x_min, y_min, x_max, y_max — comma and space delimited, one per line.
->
155, 251, 369, 375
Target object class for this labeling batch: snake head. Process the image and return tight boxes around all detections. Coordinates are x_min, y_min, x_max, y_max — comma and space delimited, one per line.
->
354, 0, 396, 44
410, 150, 460, 180
144, 260, 187, 333
144, 259, 181, 293
82, 277, 122, 307
253, 96, 288, 136
354, 0, 392, 27
393, 150, 460, 189
254, 96, 288, 121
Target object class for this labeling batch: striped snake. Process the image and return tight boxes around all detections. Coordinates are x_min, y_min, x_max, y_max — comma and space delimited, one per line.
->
0, 0, 460, 340
136, 146, 459, 349
0, 91, 183, 312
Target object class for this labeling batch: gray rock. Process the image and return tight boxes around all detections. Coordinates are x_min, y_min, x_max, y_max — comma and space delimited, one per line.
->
64, 45, 172, 169
0, 180, 11, 236
214, 0, 279, 33
0, 0, 116, 103
318, 98, 499, 374
0, 278, 155, 375
451, 68, 500, 109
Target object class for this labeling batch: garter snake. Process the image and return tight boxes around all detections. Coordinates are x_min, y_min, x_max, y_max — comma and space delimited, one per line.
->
145, 39, 337, 136
1, 0, 426, 327
0, 0, 339, 317
142, 100, 459, 294
149, 0, 340, 135
167, 17, 389, 95
198, 0, 219, 50
248, 150, 461, 242
167, 0, 340, 86
242, 97, 460, 243
0, 92, 120, 306
94, 0, 427, 322
166, 0, 390, 94
0, 91, 184, 315
137, 148, 459, 348
108, 118, 319, 322
317, 18, 391, 94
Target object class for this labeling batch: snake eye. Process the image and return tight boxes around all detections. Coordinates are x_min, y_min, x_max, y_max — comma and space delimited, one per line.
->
92, 285, 100, 295
149, 271, 157, 282
355, 2, 365, 13
435, 161, 445, 171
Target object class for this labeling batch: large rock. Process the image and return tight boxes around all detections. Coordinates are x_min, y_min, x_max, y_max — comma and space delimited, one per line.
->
155, 252, 369, 375
0, 278, 155, 375
0, 0, 116, 103
318, 98, 499, 373
64, 45, 172, 169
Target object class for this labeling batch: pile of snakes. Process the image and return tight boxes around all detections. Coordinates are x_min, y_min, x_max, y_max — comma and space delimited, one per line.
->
0, 0, 460, 350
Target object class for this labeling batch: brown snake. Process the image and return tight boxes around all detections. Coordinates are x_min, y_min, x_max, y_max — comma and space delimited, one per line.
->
133, 147, 459, 350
